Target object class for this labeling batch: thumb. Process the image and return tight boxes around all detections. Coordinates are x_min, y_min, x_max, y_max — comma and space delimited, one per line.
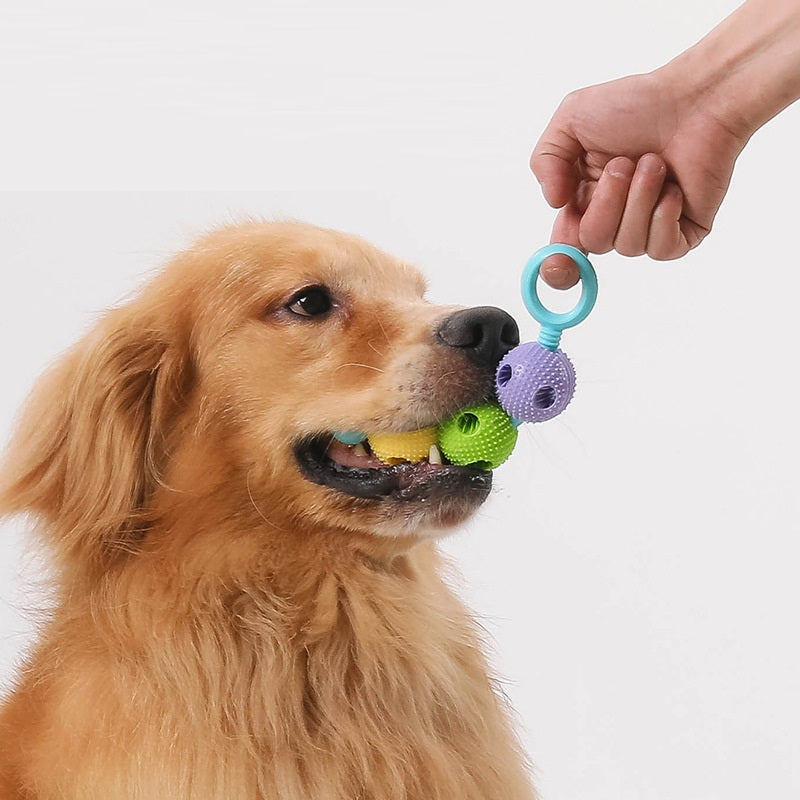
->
541, 202, 583, 289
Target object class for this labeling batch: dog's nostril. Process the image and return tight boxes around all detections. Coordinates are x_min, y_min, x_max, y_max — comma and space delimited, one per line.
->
441, 320, 482, 348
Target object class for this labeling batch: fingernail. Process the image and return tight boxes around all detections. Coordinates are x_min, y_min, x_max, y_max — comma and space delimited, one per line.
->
542, 259, 579, 290
639, 153, 666, 174
606, 158, 635, 179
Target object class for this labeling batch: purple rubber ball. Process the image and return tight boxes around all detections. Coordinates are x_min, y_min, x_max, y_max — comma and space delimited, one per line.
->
495, 341, 576, 423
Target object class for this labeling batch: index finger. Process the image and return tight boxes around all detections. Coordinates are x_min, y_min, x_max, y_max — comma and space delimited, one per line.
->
530, 113, 585, 209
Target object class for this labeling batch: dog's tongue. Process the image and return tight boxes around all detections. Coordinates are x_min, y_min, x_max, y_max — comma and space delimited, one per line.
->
325, 439, 387, 469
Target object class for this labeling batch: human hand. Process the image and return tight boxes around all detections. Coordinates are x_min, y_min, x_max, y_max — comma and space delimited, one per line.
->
530, 70, 749, 288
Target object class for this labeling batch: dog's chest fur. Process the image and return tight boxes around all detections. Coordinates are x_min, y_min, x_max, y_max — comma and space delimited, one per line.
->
3, 542, 534, 800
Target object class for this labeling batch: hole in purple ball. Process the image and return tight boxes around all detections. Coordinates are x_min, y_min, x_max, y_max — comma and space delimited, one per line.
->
457, 412, 480, 436
533, 386, 556, 409
497, 363, 513, 387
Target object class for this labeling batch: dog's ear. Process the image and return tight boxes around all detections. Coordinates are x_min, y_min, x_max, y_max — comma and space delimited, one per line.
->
0, 300, 193, 574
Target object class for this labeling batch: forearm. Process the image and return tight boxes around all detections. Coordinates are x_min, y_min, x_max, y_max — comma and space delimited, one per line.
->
658, 0, 800, 138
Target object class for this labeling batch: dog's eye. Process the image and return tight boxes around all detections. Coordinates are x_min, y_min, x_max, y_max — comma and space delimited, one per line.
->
287, 286, 333, 318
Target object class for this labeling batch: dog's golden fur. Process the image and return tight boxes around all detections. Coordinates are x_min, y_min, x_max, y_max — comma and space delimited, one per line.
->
0, 222, 535, 799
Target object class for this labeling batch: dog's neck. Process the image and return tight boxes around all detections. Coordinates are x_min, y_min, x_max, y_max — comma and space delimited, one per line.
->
57, 515, 533, 798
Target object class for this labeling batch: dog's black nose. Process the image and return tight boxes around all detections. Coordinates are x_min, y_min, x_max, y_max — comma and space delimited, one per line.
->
437, 306, 520, 370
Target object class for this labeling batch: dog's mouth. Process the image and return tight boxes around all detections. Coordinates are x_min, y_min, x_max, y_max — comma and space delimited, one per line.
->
295, 434, 492, 503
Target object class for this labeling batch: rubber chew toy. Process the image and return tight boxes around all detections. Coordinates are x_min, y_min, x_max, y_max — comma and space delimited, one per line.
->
338, 406, 517, 471
331, 244, 597, 472
368, 427, 439, 464
438, 404, 518, 469
496, 243, 598, 423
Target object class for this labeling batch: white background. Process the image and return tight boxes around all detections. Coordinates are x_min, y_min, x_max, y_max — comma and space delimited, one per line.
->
2, 1, 799, 798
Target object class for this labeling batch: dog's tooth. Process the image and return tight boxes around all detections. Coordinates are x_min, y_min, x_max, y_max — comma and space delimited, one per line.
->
353, 443, 368, 458
428, 444, 443, 465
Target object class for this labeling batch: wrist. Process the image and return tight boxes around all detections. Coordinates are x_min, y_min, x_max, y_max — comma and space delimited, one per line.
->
655, 0, 800, 142
653, 49, 756, 145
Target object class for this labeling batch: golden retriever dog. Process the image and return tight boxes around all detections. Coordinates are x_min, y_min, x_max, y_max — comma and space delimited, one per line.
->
0, 221, 535, 799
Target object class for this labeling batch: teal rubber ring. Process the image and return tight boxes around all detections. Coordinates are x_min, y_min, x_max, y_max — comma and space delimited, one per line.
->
333, 430, 366, 445
521, 244, 598, 337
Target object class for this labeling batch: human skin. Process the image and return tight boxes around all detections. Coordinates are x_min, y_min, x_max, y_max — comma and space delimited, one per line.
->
531, 0, 800, 288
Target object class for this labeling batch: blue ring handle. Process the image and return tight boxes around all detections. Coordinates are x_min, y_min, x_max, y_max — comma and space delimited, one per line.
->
333, 430, 366, 445
521, 244, 598, 349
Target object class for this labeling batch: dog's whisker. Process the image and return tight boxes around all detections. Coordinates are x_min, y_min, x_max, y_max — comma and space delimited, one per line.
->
375, 317, 394, 350
366, 339, 386, 358
334, 363, 385, 374
246, 469, 281, 530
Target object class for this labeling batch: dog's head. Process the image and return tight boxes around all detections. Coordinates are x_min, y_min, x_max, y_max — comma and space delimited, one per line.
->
0, 222, 518, 571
